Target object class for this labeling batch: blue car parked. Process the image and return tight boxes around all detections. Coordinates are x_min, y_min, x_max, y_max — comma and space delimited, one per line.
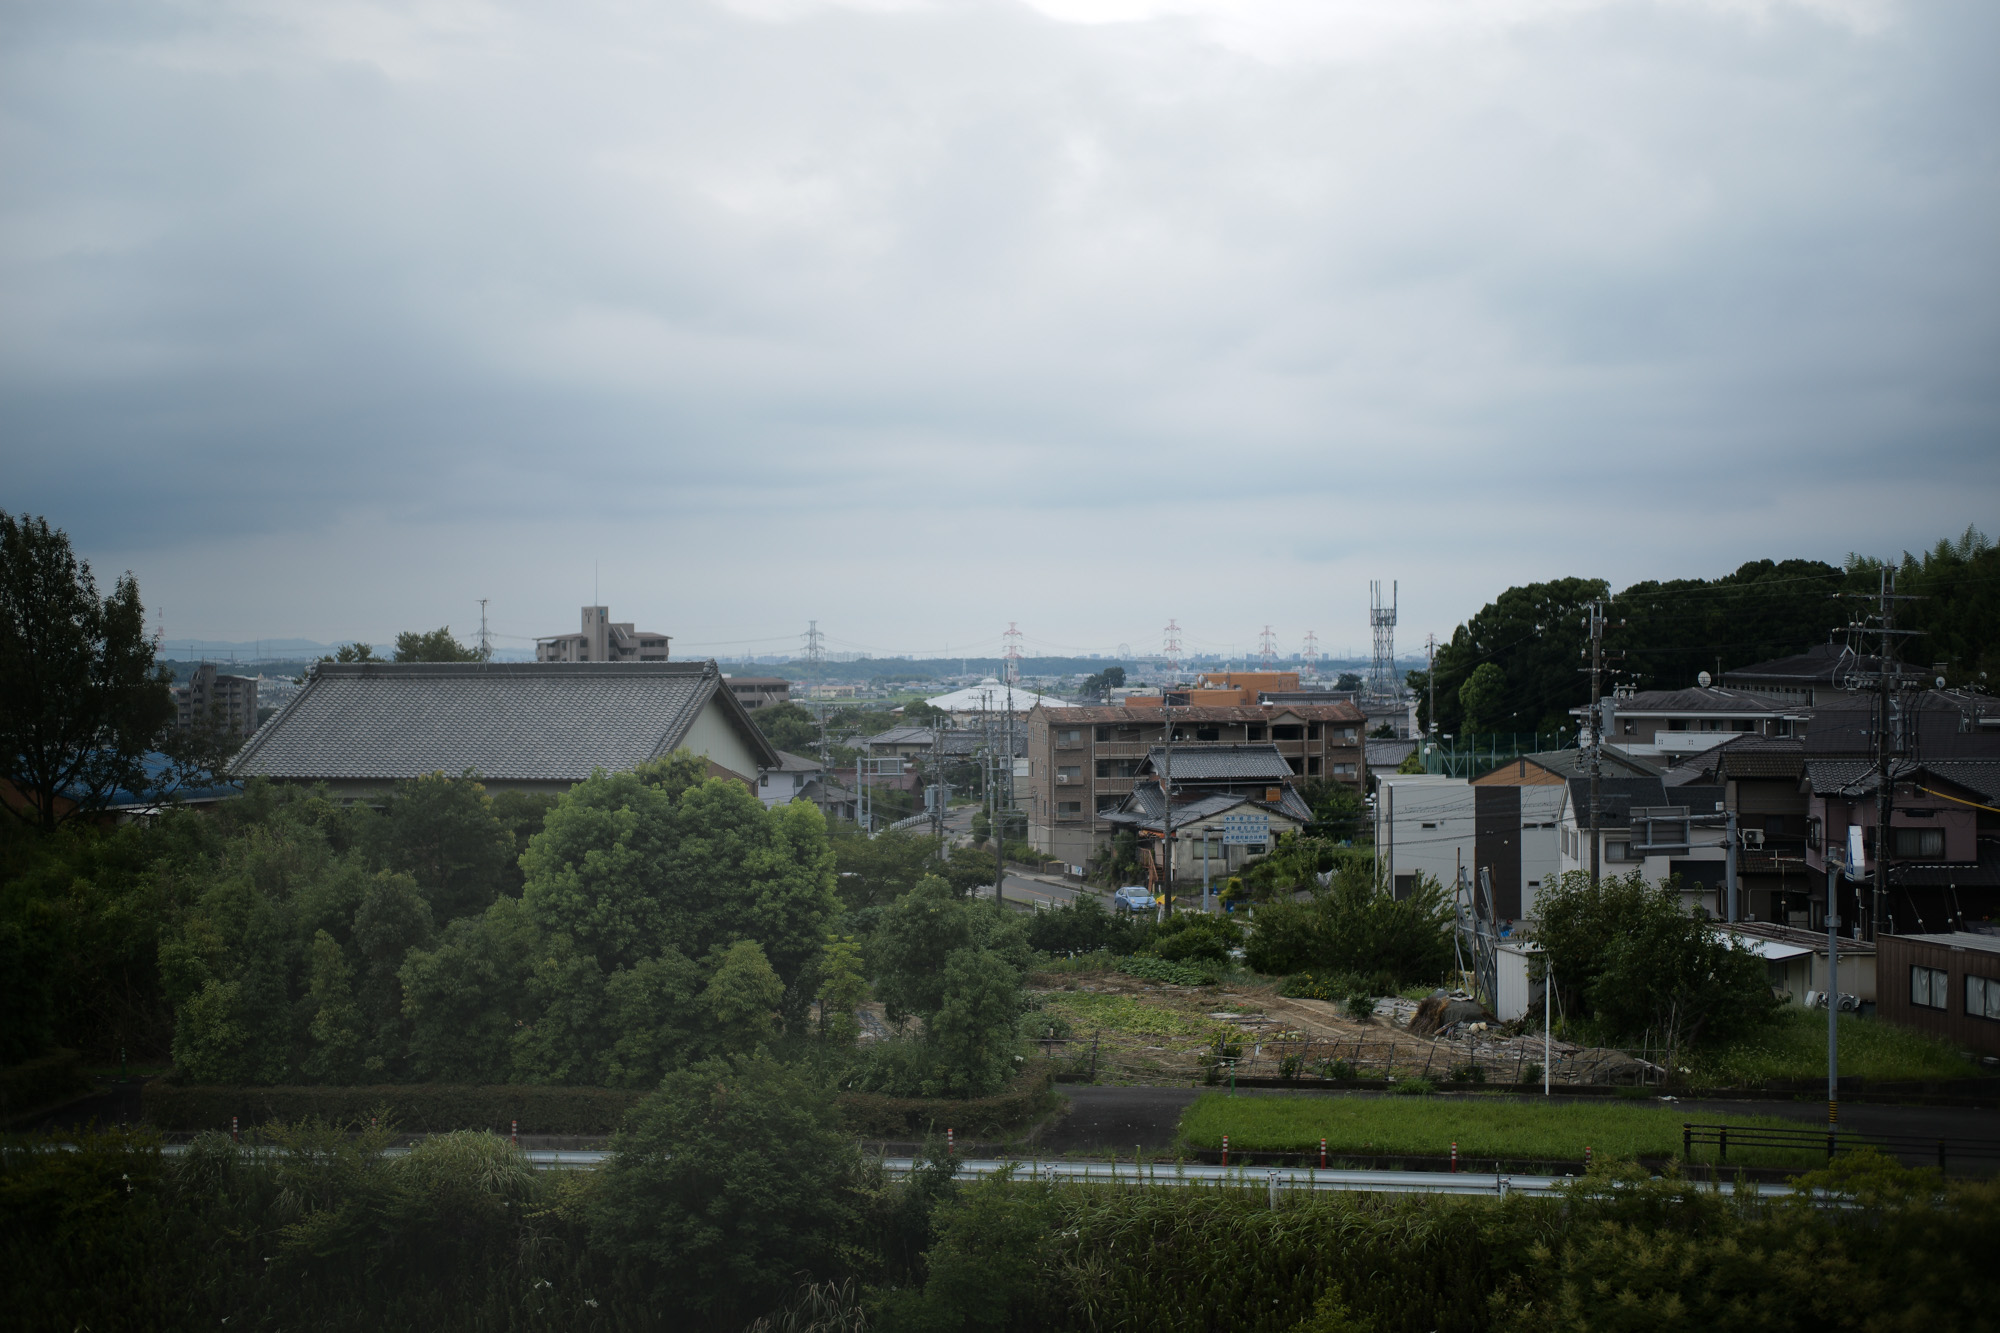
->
1112, 885, 1153, 913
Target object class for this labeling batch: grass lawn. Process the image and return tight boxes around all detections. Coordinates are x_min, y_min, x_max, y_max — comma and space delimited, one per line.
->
1685, 1008, 1986, 1087
1176, 1092, 1821, 1167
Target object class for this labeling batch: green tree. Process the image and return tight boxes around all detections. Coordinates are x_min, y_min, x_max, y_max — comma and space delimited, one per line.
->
1078, 666, 1126, 701
0, 513, 176, 830
830, 824, 941, 911
1244, 863, 1452, 988
392, 627, 486, 662
373, 771, 515, 923
814, 935, 870, 1044
1539, 869, 1774, 1048
1335, 672, 1364, 692
753, 701, 822, 754
317, 642, 382, 663
301, 929, 364, 1083
519, 756, 837, 995
1423, 576, 1607, 736
926, 946, 1025, 1095
587, 1053, 866, 1324
870, 876, 975, 1022
1456, 662, 1508, 733
702, 939, 784, 1052
398, 897, 540, 1082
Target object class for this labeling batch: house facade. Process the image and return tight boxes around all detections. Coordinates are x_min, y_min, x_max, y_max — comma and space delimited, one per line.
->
1877, 932, 2000, 1058
1373, 775, 1564, 922
1552, 776, 1733, 915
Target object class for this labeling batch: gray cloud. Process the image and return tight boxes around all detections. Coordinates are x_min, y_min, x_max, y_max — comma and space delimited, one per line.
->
2, 0, 1995, 655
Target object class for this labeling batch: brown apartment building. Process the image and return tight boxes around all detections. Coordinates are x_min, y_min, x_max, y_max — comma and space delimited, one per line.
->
1026, 682, 1367, 868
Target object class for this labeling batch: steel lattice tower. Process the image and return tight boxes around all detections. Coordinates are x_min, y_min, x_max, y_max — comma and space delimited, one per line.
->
1369, 581, 1398, 695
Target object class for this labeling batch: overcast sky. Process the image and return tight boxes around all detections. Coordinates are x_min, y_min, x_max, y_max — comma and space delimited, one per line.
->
3, 0, 1995, 662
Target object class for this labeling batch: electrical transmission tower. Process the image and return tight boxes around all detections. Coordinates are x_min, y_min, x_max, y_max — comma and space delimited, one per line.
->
1302, 631, 1320, 673
1369, 580, 1399, 697
803, 620, 825, 671
1161, 620, 1182, 677
1002, 622, 1024, 685
1258, 626, 1277, 671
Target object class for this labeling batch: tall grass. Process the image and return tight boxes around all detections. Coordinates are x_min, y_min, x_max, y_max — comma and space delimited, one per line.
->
1685, 1007, 1983, 1086
1175, 1093, 1817, 1166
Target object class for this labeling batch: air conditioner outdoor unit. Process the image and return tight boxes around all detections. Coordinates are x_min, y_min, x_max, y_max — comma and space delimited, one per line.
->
1057, 775, 1070, 783
1741, 829, 1766, 850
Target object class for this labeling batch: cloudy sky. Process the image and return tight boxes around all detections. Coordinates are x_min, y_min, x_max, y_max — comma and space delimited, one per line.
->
3, 0, 1995, 662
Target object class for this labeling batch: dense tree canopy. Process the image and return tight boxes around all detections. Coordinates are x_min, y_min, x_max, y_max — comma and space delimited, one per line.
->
392, 627, 487, 662
0, 512, 176, 830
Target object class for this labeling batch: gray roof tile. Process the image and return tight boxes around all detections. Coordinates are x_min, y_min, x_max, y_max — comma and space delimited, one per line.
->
232, 661, 773, 782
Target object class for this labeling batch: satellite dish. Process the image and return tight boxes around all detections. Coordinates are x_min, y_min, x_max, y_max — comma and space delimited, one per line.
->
1697, 671, 1712, 687
1937, 677, 1947, 689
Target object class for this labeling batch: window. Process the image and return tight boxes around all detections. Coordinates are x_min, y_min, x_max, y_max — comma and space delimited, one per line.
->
1272, 724, 1305, 740
1057, 765, 1081, 781
1332, 763, 1355, 776
1095, 794, 1122, 813
1058, 728, 1083, 744
1195, 727, 1219, 741
1307, 722, 1321, 739
759, 775, 770, 787
1894, 827, 1945, 859
1421, 821, 1438, 830
1343, 728, 1357, 741
1910, 965, 1948, 1010
1307, 757, 1322, 775
1733, 720, 1754, 732
1095, 759, 1139, 779
1967, 975, 2000, 1021
1607, 840, 1631, 862
1246, 725, 1265, 741
1095, 726, 1111, 741
1057, 801, 1083, 816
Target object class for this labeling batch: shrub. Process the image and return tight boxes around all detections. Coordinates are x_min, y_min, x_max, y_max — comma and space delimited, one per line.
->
1342, 993, 1374, 1023
1244, 863, 1452, 987
1116, 955, 1219, 987
1278, 1054, 1302, 1080
1520, 1062, 1544, 1086
1389, 1078, 1435, 1096
1446, 1062, 1486, 1084
1143, 913, 1242, 963
1313, 1058, 1357, 1081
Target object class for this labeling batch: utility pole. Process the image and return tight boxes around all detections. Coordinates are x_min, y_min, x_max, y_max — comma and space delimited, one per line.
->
1587, 600, 1605, 889
1160, 691, 1174, 922
1842, 566, 1921, 941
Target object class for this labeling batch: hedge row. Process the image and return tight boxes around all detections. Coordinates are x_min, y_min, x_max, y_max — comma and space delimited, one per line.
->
141, 1083, 647, 1135
837, 1062, 1058, 1138
142, 1063, 1061, 1139
0, 1050, 93, 1125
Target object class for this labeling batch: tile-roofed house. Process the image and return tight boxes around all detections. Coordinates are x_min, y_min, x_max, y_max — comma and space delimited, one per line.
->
1471, 746, 1661, 787
1579, 686, 1805, 760
231, 660, 780, 797
1136, 743, 1294, 783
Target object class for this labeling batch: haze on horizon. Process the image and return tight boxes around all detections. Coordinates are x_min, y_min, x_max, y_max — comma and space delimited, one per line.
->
3, 0, 1996, 663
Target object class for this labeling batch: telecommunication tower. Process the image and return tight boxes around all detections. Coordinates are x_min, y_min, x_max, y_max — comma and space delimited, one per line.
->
1258, 626, 1277, 671
1161, 620, 1182, 676
477, 599, 492, 660
1369, 580, 1399, 696
1002, 622, 1024, 684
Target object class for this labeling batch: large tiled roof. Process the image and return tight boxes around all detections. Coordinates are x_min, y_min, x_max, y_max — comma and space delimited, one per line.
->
1139, 743, 1292, 782
1802, 758, 2000, 804
1593, 687, 1797, 715
232, 661, 775, 783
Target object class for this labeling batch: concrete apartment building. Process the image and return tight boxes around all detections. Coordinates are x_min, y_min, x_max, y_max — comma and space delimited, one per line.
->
1025, 674, 1366, 867
174, 663, 259, 739
536, 606, 672, 662
724, 676, 791, 711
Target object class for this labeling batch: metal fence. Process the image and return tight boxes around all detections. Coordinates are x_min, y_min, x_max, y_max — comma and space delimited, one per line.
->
1037, 1031, 1668, 1088
1683, 1122, 2000, 1174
